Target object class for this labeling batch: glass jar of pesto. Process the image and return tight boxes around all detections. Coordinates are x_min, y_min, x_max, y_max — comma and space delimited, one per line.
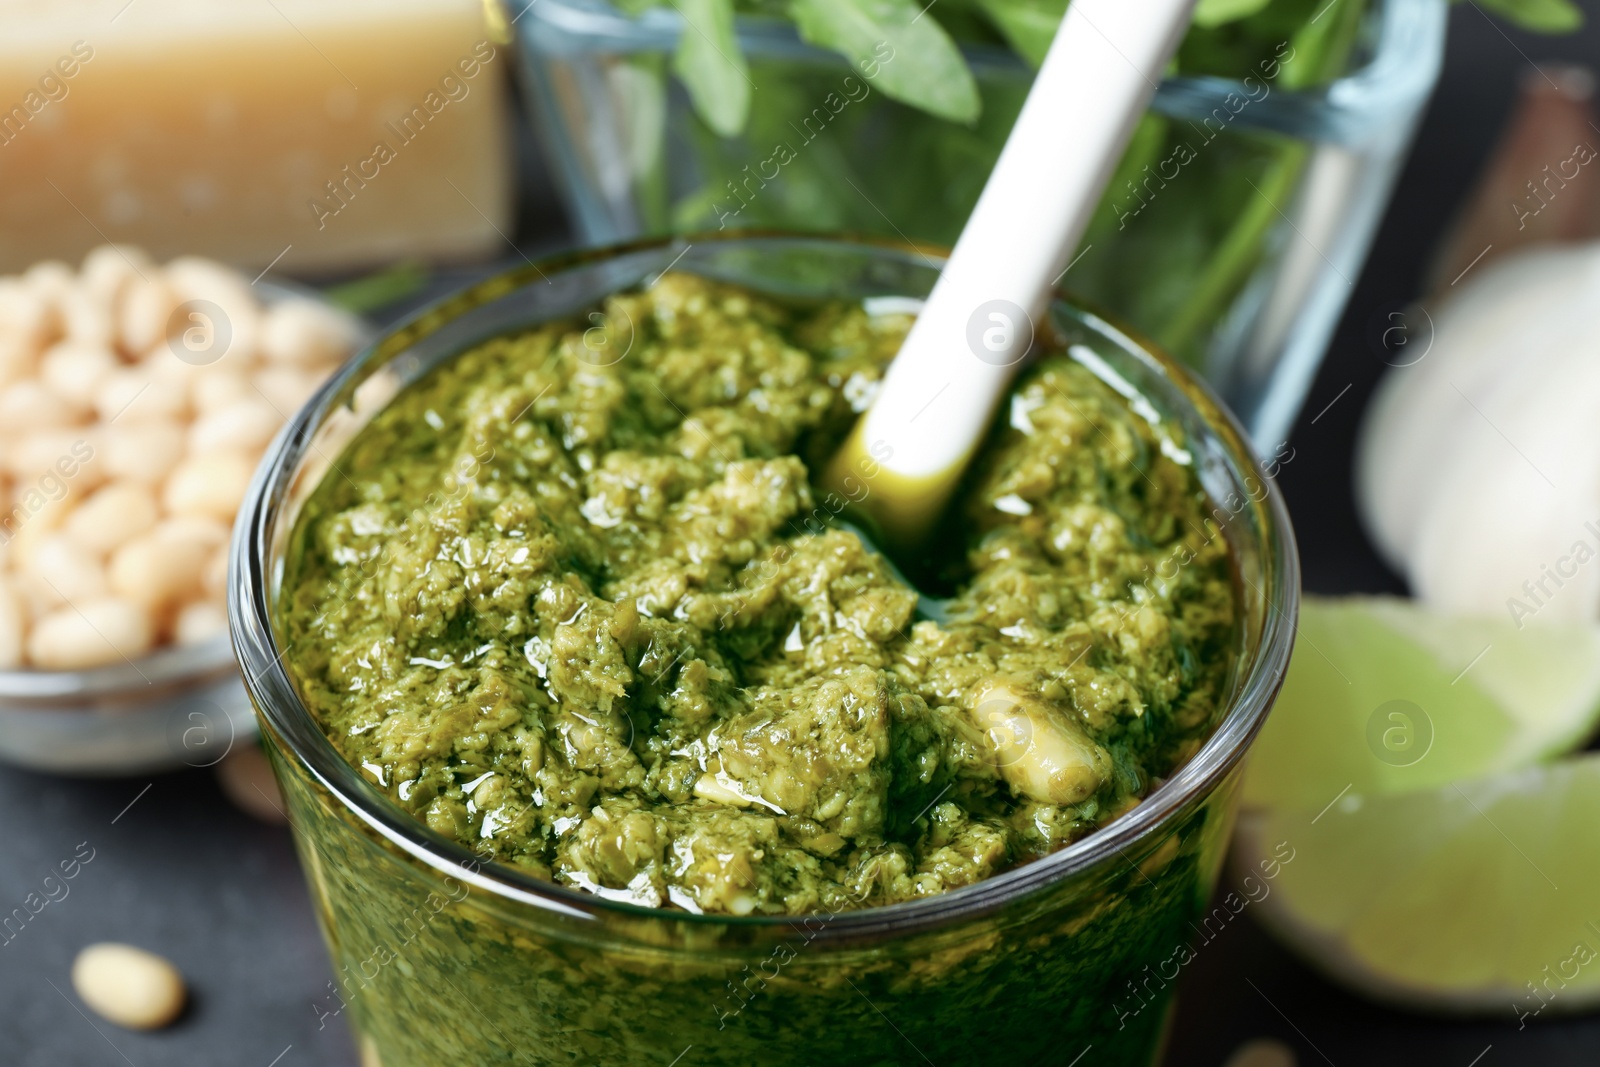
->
231, 235, 1298, 1067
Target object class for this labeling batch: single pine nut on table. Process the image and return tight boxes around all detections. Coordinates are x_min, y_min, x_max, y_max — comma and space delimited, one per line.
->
70, 943, 187, 1031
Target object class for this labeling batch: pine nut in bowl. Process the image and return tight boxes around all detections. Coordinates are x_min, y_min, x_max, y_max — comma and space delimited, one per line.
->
0, 246, 369, 775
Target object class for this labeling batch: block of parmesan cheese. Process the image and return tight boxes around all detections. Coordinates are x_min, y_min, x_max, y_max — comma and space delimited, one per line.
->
0, 0, 513, 274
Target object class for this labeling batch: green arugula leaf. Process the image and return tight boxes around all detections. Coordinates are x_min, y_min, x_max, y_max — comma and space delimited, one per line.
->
1193, 0, 1275, 28
672, 0, 752, 136
1473, 0, 1582, 32
616, 0, 663, 15
972, 0, 1064, 66
789, 0, 981, 123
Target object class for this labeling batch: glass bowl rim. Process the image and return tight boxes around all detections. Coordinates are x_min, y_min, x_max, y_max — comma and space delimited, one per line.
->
231, 231, 1300, 939
0, 633, 237, 702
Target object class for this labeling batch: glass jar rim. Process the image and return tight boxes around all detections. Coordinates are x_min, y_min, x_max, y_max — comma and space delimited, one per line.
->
230, 232, 1300, 939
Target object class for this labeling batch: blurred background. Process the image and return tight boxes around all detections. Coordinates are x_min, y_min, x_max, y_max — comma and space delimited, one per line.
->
3, 0, 1600, 1062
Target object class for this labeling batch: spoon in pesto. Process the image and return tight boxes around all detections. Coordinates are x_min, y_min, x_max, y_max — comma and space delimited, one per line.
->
823, 0, 1200, 550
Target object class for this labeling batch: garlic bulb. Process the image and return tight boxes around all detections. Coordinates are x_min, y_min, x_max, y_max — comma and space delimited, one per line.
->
1356, 242, 1600, 624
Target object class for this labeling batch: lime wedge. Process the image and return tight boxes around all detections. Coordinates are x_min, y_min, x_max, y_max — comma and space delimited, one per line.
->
1237, 756, 1600, 1012
1241, 596, 1600, 810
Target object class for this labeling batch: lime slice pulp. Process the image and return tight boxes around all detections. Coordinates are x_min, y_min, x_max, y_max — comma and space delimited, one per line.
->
1237, 755, 1600, 1012
1241, 596, 1600, 810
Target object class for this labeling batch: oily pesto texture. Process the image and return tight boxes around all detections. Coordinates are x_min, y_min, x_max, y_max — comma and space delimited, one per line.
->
281, 274, 1236, 917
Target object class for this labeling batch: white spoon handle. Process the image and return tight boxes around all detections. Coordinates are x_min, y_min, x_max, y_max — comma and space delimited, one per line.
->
847, 0, 1198, 540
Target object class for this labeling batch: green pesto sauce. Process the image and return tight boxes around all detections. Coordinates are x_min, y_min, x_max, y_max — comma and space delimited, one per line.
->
280, 273, 1237, 917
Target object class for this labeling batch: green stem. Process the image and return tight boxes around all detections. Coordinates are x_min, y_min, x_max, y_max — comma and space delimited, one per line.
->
1158, 140, 1308, 358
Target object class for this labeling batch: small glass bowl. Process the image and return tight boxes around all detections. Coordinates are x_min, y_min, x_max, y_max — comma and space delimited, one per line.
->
0, 283, 368, 776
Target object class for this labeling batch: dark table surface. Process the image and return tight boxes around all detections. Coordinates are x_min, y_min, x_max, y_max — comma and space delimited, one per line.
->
5, 4, 1600, 1064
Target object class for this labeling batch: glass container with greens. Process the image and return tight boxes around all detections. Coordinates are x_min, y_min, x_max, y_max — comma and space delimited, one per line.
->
514, 0, 1564, 443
